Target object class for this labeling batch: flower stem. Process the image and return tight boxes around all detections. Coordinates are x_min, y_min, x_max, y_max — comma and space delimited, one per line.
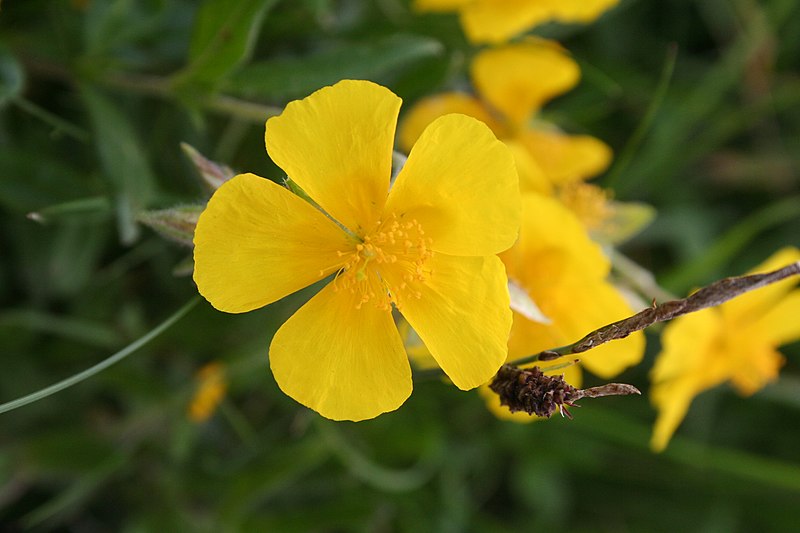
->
508, 261, 800, 367
0, 297, 201, 415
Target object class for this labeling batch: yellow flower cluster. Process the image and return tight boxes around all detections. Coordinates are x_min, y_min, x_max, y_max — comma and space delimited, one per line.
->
188, 4, 795, 438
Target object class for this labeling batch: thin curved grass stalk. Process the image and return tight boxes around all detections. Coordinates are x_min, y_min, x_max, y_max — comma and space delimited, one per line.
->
0, 297, 201, 415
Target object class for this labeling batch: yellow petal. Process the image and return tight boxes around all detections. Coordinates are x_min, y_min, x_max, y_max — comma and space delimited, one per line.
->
650, 310, 723, 385
398, 92, 505, 154
387, 113, 520, 257
728, 344, 784, 396
519, 128, 612, 185
721, 247, 800, 326
193, 173, 350, 313
479, 363, 582, 423
472, 42, 580, 127
649, 310, 725, 451
755, 290, 800, 346
506, 282, 644, 378
265, 80, 401, 235
413, 0, 471, 11
459, 0, 619, 44
460, 0, 554, 44
269, 282, 412, 421
505, 140, 553, 195
559, 281, 645, 378
502, 194, 608, 290
392, 254, 511, 390
547, 0, 619, 24
650, 375, 699, 452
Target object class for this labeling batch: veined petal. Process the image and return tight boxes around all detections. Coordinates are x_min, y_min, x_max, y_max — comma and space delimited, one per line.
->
269, 282, 412, 421
265, 80, 401, 235
398, 92, 505, 154
392, 254, 511, 390
721, 247, 800, 326
479, 364, 582, 423
387, 114, 520, 257
472, 42, 580, 128
520, 128, 612, 185
755, 290, 800, 346
193, 173, 349, 313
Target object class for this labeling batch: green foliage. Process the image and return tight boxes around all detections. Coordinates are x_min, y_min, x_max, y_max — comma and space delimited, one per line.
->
1, 0, 799, 531
228, 34, 444, 101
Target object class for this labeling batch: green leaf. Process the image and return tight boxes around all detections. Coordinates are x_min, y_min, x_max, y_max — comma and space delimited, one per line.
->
0, 45, 24, 107
227, 34, 444, 101
80, 86, 156, 245
176, 0, 278, 90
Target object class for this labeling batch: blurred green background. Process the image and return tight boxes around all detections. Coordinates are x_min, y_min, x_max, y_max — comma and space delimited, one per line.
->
1, 0, 799, 530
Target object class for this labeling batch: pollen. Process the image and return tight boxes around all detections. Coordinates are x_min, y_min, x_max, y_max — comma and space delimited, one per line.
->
332, 213, 434, 311
558, 182, 613, 231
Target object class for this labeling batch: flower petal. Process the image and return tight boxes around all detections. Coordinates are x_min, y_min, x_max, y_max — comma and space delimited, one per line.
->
386, 113, 520, 256
459, 0, 619, 44
412, 0, 471, 11
504, 140, 553, 194
649, 310, 723, 451
269, 282, 412, 421
391, 253, 512, 390
721, 247, 800, 325
547, 0, 619, 24
650, 375, 699, 452
472, 42, 580, 127
755, 290, 800, 346
519, 128, 612, 185
193, 173, 350, 313
557, 281, 646, 378
501, 194, 608, 290
398, 92, 505, 154
265, 80, 401, 235
460, 0, 553, 44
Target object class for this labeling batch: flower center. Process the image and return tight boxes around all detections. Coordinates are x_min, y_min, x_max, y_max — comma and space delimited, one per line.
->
557, 182, 613, 231
332, 214, 434, 311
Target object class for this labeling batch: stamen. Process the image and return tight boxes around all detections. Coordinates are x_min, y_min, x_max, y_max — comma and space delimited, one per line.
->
330, 213, 434, 311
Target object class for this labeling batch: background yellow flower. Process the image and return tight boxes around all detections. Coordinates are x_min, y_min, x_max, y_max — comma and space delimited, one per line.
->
651, 247, 800, 451
414, 0, 619, 44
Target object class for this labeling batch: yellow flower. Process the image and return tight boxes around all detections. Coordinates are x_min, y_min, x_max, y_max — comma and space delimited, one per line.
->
414, 0, 619, 44
399, 41, 612, 196
650, 247, 800, 452
193, 80, 520, 422
188, 362, 227, 423
483, 193, 644, 422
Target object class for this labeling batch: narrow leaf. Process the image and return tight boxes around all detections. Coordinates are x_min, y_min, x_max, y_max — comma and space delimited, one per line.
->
80, 86, 156, 244
177, 0, 277, 89
227, 34, 443, 101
